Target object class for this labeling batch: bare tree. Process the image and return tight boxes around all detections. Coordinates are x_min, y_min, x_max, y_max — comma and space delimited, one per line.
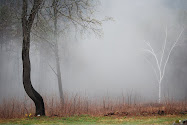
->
143, 28, 184, 103
21, 0, 45, 116
0, 0, 106, 116
52, 0, 64, 104
51, 0, 103, 104
31, 0, 105, 104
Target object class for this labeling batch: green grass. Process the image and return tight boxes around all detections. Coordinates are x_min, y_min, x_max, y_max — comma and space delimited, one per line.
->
0, 114, 186, 124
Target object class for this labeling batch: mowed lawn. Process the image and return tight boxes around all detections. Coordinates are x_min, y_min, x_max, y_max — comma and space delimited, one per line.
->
0, 115, 186, 124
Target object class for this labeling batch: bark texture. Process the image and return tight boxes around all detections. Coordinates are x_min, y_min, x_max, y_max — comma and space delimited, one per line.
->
22, 0, 45, 116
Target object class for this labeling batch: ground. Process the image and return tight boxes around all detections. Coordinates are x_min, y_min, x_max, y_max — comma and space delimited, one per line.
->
0, 114, 186, 124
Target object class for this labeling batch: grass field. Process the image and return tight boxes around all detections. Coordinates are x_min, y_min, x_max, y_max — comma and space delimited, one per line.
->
0, 114, 186, 124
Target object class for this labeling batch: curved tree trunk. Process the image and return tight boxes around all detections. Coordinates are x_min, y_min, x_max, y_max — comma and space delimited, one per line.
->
22, 0, 45, 116
22, 34, 45, 116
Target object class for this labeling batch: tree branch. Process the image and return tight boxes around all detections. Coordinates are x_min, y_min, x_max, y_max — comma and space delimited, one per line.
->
48, 63, 58, 77
27, 0, 43, 31
144, 41, 162, 80
160, 27, 167, 67
161, 29, 184, 81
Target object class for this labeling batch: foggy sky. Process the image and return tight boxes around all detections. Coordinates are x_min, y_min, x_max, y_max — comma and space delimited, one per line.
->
0, 0, 187, 103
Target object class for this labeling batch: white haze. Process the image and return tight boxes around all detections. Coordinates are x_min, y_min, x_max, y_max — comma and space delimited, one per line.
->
60, 0, 186, 100
0, 0, 186, 102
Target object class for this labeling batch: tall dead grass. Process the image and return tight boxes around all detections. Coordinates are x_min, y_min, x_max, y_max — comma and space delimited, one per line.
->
0, 93, 186, 119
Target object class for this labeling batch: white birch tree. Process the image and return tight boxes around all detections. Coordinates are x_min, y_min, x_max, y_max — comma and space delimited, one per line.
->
143, 28, 184, 103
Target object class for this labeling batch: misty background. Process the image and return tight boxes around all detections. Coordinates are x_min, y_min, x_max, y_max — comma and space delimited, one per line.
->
0, 0, 187, 103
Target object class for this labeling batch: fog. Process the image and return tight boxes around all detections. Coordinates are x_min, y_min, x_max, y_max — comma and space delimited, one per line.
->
0, 0, 187, 103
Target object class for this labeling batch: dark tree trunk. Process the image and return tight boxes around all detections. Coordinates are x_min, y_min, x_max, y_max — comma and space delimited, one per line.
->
22, 0, 45, 116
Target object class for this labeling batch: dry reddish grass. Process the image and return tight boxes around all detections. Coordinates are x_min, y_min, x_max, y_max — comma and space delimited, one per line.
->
0, 94, 186, 119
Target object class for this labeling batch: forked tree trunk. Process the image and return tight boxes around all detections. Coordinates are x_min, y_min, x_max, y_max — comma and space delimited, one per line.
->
22, 0, 45, 116
143, 28, 184, 103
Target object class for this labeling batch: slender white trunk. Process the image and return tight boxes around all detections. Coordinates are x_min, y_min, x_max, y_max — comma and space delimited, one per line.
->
159, 81, 161, 103
143, 28, 183, 103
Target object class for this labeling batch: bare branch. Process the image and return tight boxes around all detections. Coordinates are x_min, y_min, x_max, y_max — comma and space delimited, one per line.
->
160, 27, 167, 67
27, 0, 43, 31
48, 63, 58, 77
144, 41, 162, 80
161, 29, 184, 81
143, 56, 159, 83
